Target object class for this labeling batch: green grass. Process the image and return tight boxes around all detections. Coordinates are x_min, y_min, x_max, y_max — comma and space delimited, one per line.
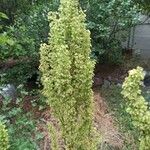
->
101, 85, 139, 150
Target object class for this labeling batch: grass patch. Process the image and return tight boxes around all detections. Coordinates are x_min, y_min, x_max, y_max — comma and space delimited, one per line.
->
101, 85, 139, 150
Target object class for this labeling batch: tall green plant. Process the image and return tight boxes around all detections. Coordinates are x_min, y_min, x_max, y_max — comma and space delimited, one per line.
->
122, 67, 150, 150
40, 0, 96, 149
0, 122, 9, 150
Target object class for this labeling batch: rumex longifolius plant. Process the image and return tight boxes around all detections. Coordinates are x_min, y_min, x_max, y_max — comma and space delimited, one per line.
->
39, 0, 97, 149
122, 67, 150, 150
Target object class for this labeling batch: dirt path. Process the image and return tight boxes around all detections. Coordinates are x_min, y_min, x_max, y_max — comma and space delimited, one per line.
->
94, 89, 124, 149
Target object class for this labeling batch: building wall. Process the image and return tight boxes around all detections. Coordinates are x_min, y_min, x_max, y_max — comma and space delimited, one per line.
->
123, 15, 150, 60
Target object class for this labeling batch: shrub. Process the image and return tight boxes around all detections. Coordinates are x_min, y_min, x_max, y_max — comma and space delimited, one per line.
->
0, 2, 59, 85
80, 0, 139, 64
40, 0, 96, 149
122, 67, 150, 150
0, 122, 9, 150
0, 1, 59, 60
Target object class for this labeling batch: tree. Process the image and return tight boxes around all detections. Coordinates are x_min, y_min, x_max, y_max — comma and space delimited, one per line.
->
80, 0, 139, 64
40, 0, 96, 149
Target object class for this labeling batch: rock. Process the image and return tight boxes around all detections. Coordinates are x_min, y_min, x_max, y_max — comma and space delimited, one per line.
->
117, 83, 122, 87
0, 84, 16, 100
114, 78, 120, 84
144, 76, 150, 87
107, 76, 112, 82
144, 71, 150, 87
102, 79, 111, 88
93, 77, 103, 87
120, 74, 126, 81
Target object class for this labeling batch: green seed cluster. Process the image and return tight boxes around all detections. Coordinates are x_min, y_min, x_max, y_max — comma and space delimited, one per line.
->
122, 67, 150, 150
39, 0, 96, 149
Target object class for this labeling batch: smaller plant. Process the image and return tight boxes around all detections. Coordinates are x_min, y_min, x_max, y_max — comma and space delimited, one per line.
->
122, 66, 150, 150
0, 122, 9, 150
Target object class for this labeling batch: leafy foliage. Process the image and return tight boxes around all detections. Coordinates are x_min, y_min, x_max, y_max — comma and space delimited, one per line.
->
134, 0, 150, 14
81, 0, 139, 63
122, 67, 150, 150
0, 0, 56, 24
0, 2, 58, 60
40, 0, 97, 149
0, 85, 43, 149
0, 122, 9, 150
0, 2, 59, 84
0, 61, 38, 85
0, 0, 141, 86
0, 12, 13, 45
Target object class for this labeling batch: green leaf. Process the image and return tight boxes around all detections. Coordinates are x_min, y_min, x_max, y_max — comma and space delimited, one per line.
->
0, 12, 8, 19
